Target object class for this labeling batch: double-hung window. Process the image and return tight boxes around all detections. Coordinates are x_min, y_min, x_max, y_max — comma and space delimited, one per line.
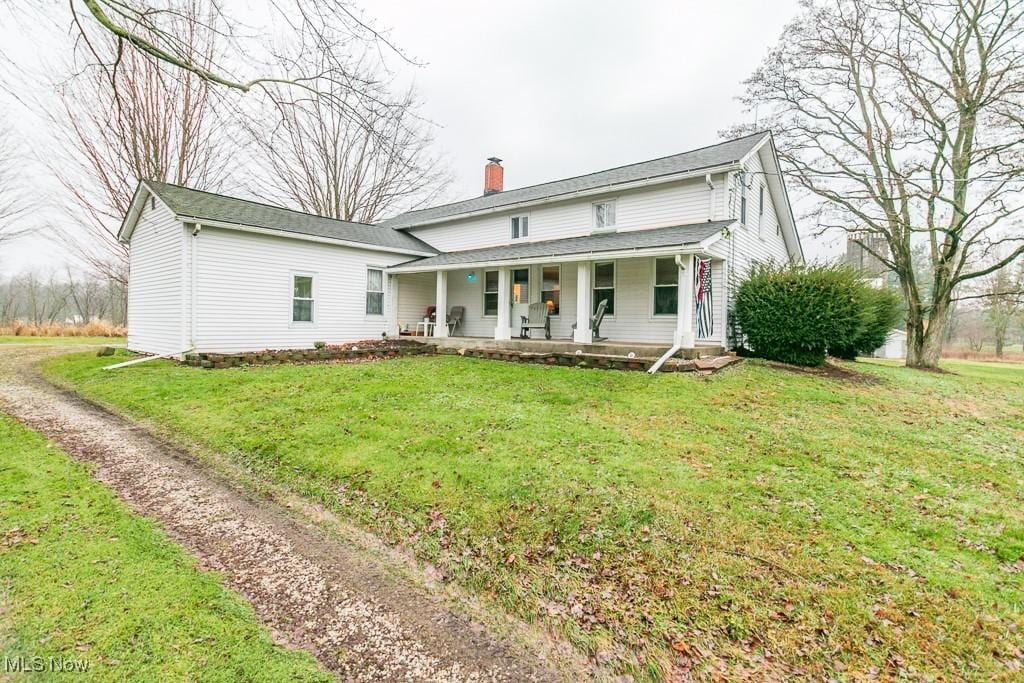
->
292, 275, 314, 323
653, 258, 678, 315
541, 266, 560, 315
593, 261, 615, 315
366, 268, 384, 315
593, 201, 616, 230
511, 215, 529, 240
483, 270, 499, 316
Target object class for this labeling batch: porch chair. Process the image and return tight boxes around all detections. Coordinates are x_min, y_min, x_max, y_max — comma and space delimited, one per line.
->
570, 299, 608, 342
447, 306, 465, 336
519, 302, 551, 339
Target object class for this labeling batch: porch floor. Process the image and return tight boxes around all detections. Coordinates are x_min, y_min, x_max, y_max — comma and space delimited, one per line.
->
414, 336, 724, 360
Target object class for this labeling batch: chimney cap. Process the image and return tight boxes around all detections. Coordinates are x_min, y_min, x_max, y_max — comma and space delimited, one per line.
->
487, 156, 502, 165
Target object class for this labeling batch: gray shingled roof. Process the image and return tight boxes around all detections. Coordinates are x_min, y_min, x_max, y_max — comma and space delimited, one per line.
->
389, 220, 734, 271
144, 181, 437, 254
381, 132, 769, 230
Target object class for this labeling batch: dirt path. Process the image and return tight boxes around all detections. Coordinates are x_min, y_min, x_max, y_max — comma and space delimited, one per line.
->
0, 345, 568, 682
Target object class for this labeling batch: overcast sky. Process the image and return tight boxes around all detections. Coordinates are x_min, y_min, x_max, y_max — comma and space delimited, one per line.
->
0, 0, 838, 275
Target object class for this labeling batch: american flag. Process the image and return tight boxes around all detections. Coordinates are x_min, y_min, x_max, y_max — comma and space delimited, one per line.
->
694, 258, 713, 339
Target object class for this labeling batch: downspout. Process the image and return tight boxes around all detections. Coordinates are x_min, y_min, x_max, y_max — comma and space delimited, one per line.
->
647, 253, 688, 374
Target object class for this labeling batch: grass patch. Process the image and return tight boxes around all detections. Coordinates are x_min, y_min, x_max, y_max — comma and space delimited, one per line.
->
0, 414, 330, 682
0, 336, 124, 345
43, 354, 1024, 680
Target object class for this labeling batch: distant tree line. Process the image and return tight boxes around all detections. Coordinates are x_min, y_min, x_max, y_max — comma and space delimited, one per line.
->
0, 271, 126, 326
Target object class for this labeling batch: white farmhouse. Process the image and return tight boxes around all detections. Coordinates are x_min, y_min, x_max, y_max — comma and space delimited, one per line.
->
119, 131, 803, 356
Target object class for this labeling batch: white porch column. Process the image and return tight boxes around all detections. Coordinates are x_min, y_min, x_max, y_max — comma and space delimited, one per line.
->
676, 254, 696, 348
385, 274, 400, 336
573, 261, 593, 344
434, 270, 449, 338
494, 268, 512, 340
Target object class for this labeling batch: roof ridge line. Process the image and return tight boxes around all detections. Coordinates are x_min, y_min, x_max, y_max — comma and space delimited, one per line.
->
386, 131, 771, 222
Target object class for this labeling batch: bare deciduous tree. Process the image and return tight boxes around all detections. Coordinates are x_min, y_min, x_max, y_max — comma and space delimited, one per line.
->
732, 0, 1024, 368
247, 77, 450, 223
6, 0, 414, 125
51, 0, 231, 284
980, 262, 1023, 357
0, 125, 28, 246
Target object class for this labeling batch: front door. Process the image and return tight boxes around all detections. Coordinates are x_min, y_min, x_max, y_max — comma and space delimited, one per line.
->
511, 268, 530, 329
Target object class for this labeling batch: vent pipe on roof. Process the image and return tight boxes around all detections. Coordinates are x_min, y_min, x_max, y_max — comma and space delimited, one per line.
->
484, 157, 503, 195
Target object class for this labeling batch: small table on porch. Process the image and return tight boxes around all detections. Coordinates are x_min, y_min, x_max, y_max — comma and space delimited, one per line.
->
415, 320, 435, 337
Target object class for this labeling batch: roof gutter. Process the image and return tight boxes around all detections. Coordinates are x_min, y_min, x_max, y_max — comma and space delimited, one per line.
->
387, 229, 727, 274
174, 217, 437, 257
391, 163, 742, 230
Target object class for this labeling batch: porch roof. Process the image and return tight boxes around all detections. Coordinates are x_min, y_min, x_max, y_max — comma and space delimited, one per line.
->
388, 220, 734, 273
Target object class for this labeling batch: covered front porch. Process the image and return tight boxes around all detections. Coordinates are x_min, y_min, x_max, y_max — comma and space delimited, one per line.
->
386, 247, 728, 353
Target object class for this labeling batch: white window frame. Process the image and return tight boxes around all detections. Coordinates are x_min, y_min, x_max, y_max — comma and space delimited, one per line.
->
482, 269, 499, 318
651, 257, 679, 317
540, 264, 561, 317
591, 260, 616, 319
510, 215, 530, 241
290, 272, 316, 326
592, 200, 617, 232
365, 267, 385, 317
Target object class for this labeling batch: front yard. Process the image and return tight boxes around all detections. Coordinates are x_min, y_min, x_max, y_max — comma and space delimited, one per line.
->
42, 354, 1024, 680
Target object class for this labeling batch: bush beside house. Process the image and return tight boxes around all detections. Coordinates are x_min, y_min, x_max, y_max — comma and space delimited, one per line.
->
735, 263, 899, 366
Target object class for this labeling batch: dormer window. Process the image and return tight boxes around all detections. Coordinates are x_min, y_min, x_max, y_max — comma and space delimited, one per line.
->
511, 215, 529, 240
593, 201, 616, 230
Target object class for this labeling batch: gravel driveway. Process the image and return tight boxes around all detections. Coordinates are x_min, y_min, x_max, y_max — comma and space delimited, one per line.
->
0, 345, 572, 682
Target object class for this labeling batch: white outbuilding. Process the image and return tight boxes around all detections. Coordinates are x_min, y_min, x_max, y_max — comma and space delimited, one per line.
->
873, 329, 907, 359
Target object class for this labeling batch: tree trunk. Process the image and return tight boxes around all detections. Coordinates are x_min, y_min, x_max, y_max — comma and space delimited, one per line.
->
995, 337, 1004, 358
906, 300, 948, 369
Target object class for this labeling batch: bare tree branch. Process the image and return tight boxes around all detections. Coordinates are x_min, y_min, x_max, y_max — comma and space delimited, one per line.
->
729, 0, 1024, 368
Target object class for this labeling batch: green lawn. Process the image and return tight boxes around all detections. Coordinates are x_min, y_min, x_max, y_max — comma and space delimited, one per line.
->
0, 336, 124, 345
0, 414, 330, 682
43, 354, 1024, 680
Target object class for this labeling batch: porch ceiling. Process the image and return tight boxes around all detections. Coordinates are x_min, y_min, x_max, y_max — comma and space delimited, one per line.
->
388, 220, 734, 273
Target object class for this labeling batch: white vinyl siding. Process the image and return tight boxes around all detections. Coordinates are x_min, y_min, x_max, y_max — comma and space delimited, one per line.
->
192, 227, 410, 352
406, 174, 727, 252
126, 198, 187, 355
709, 146, 793, 346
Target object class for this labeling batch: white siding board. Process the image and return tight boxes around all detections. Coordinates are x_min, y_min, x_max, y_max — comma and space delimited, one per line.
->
408, 175, 727, 253
192, 227, 410, 352
708, 147, 794, 346
126, 199, 186, 355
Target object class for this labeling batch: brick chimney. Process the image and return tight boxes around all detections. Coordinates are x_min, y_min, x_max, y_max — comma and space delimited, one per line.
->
484, 157, 503, 195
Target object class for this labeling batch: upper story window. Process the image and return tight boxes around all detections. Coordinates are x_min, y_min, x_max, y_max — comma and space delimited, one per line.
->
292, 275, 314, 323
366, 268, 384, 315
593, 201, 616, 230
511, 215, 529, 240
759, 184, 765, 216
